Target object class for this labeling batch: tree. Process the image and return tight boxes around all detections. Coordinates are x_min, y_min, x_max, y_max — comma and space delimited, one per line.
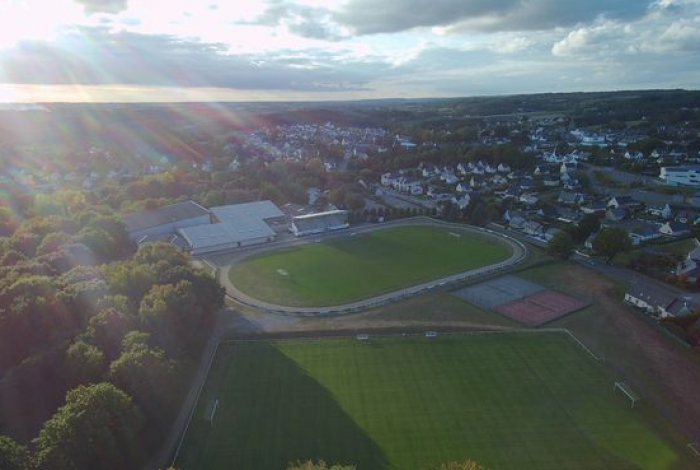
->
592, 227, 632, 263
102, 261, 156, 302
574, 214, 600, 243
0, 435, 30, 470
343, 192, 365, 212
547, 231, 575, 259
33, 383, 144, 470
121, 330, 152, 352
109, 341, 179, 419
286, 461, 356, 470
139, 281, 211, 355
66, 340, 105, 385
85, 308, 138, 360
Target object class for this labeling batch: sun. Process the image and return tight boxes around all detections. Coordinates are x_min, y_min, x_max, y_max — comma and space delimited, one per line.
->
0, 84, 23, 103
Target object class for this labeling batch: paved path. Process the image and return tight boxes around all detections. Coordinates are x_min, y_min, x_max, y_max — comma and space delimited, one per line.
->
144, 309, 231, 470
218, 218, 528, 316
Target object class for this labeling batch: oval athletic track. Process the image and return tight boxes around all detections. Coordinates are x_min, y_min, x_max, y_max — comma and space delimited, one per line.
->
216, 217, 529, 316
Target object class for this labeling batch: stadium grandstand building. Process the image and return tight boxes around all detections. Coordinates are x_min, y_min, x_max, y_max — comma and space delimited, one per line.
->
291, 210, 349, 237
122, 200, 211, 242
177, 200, 284, 255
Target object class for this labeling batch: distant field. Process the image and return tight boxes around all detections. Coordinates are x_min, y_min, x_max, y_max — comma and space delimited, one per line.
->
228, 225, 511, 307
176, 333, 692, 470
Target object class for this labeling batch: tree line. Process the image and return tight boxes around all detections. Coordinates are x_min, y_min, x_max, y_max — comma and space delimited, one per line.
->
0, 190, 224, 470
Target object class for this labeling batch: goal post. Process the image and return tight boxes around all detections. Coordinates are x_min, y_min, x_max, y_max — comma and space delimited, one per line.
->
205, 398, 219, 428
613, 382, 640, 408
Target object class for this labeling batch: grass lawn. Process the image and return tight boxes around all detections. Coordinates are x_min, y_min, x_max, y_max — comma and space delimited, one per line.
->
176, 333, 692, 470
228, 225, 512, 307
613, 238, 696, 267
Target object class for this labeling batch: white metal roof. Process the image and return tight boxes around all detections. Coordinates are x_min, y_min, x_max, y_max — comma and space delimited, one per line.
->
178, 219, 274, 250
210, 201, 284, 224
292, 209, 348, 221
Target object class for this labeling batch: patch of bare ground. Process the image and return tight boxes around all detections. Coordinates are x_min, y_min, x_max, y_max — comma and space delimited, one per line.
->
553, 264, 700, 442
226, 291, 519, 335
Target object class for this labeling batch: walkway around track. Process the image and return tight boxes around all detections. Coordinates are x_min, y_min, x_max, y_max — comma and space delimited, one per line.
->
217, 217, 528, 316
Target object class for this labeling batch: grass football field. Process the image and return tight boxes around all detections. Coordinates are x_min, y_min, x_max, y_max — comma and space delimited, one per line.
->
228, 225, 512, 307
176, 333, 693, 470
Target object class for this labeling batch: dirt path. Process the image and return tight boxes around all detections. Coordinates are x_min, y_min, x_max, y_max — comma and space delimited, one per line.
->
558, 265, 700, 442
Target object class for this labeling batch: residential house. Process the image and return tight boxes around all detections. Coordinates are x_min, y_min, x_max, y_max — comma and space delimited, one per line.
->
560, 172, 573, 185
497, 163, 511, 173
557, 209, 583, 225
422, 166, 439, 178
504, 210, 527, 231
688, 192, 700, 208
456, 182, 470, 193
538, 206, 559, 220
560, 162, 577, 174
606, 208, 628, 222
396, 177, 424, 195
543, 175, 560, 187
558, 191, 585, 206
470, 175, 485, 189
523, 221, 545, 237
665, 298, 700, 317
452, 194, 472, 210
584, 233, 597, 250
563, 178, 582, 191
646, 204, 673, 220
519, 177, 534, 191
504, 185, 523, 200
381, 172, 402, 187
675, 210, 700, 225
675, 239, 700, 282
457, 162, 470, 175
608, 196, 641, 210
581, 200, 607, 215
624, 281, 679, 317
519, 193, 539, 206
544, 227, 562, 243
534, 164, 552, 176
503, 209, 525, 223
492, 174, 508, 186
628, 224, 663, 245
443, 172, 459, 185
659, 221, 691, 237
624, 150, 644, 161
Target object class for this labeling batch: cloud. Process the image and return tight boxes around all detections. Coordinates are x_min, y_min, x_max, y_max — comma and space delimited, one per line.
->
0, 28, 374, 91
551, 22, 624, 57
336, 0, 651, 35
75, 0, 129, 14
550, 2, 700, 57
246, 2, 345, 40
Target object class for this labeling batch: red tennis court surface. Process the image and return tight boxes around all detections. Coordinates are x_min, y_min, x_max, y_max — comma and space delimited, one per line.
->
494, 290, 588, 326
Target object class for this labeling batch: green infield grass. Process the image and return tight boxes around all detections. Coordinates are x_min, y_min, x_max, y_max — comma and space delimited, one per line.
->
228, 225, 512, 307
176, 333, 693, 470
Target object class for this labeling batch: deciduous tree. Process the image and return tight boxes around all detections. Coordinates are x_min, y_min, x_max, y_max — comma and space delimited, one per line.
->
592, 227, 632, 263
547, 231, 575, 259
34, 383, 144, 470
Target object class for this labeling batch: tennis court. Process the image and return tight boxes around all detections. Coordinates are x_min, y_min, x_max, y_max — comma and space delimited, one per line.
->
495, 290, 589, 326
454, 275, 545, 309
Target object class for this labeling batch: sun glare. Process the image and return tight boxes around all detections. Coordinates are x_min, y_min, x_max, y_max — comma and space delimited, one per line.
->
0, 84, 22, 102
0, 0, 84, 49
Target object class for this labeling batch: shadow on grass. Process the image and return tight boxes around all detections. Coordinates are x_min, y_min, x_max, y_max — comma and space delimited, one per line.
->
178, 341, 388, 470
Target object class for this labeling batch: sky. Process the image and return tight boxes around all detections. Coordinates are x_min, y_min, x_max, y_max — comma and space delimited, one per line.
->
0, 0, 698, 102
